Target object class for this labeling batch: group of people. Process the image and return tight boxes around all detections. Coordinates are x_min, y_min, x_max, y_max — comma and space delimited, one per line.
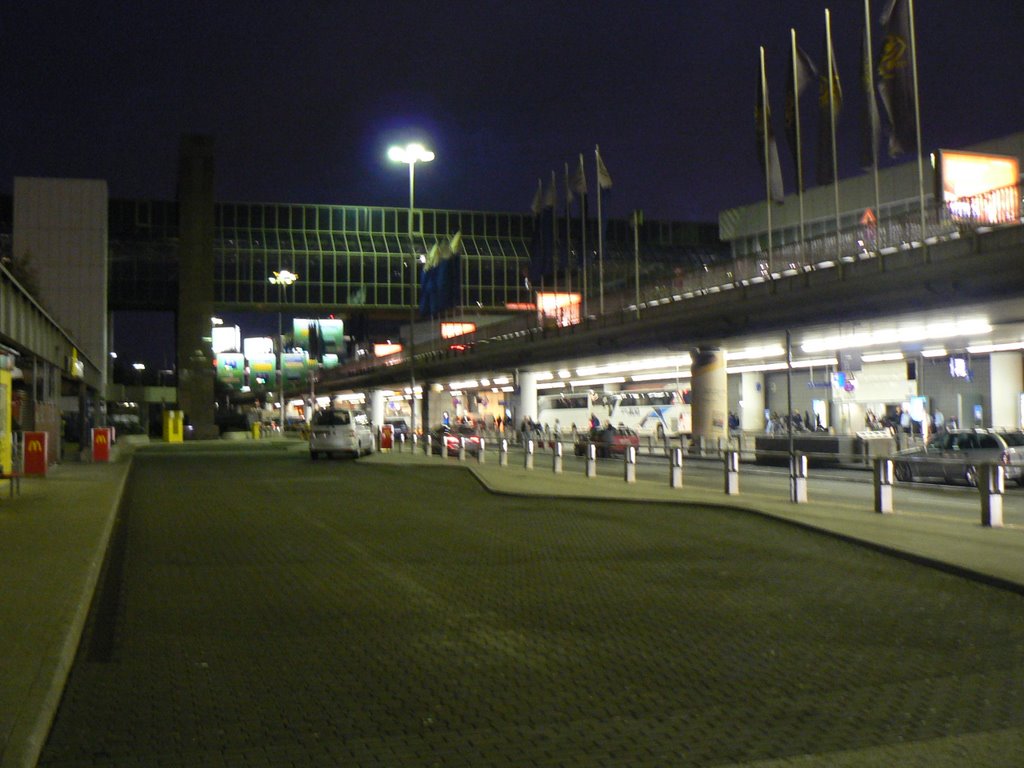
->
765, 410, 825, 434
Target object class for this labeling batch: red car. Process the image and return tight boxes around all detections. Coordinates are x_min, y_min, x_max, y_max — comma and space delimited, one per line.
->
573, 426, 640, 458
430, 424, 484, 456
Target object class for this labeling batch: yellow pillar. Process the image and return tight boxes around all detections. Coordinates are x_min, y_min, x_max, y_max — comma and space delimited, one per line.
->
163, 409, 184, 443
0, 368, 12, 475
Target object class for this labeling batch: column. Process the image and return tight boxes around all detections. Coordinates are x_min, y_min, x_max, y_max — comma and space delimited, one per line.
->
691, 347, 728, 444
739, 371, 765, 433
989, 352, 1023, 429
370, 390, 386, 430
517, 370, 538, 423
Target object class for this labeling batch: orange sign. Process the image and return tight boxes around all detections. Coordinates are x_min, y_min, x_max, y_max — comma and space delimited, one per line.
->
92, 427, 112, 463
23, 431, 48, 476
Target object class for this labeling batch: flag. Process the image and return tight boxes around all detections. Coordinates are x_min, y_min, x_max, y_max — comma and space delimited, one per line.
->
418, 242, 441, 316
570, 153, 587, 198
530, 178, 543, 215
756, 51, 785, 204
596, 147, 612, 190
816, 29, 843, 185
784, 39, 816, 192
544, 172, 557, 209
435, 231, 463, 314
860, 20, 881, 170
877, 0, 916, 156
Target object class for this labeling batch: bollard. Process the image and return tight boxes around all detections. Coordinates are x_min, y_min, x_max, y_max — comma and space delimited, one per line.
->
412, 433, 419, 453
873, 457, 894, 514
499, 437, 509, 466
458, 436, 467, 461
724, 450, 739, 494
670, 447, 683, 488
398, 433, 405, 453
441, 435, 449, 459
524, 438, 535, 470
477, 437, 486, 464
552, 441, 563, 473
423, 434, 431, 455
979, 463, 1005, 527
585, 442, 597, 478
624, 445, 637, 483
790, 452, 808, 503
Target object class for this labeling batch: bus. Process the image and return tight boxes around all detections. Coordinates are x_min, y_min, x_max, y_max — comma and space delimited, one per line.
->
536, 391, 610, 432
607, 389, 691, 439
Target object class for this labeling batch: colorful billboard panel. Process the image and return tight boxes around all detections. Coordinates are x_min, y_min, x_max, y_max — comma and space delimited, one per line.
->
936, 149, 1020, 225
293, 318, 345, 359
216, 353, 246, 386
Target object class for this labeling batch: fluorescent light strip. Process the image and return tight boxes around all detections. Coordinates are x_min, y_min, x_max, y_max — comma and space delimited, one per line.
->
966, 341, 1024, 354
537, 381, 568, 390
800, 318, 991, 353
725, 345, 786, 361
568, 376, 627, 388
921, 348, 948, 358
575, 354, 692, 377
630, 370, 693, 382
861, 352, 905, 362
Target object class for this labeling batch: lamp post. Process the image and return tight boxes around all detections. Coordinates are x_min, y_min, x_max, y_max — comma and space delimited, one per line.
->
388, 142, 434, 435
269, 269, 299, 432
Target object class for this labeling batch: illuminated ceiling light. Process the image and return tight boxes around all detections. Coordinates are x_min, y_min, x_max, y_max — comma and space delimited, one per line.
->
501, 386, 515, 392
725, 344, 786, 361
861, 352, 905, 362
630, 370, 693, 382
533, 371, 554, 381
558, 369, 572, 379
537, 381, 568, 390
568, 376, 627, 387
449, 379, 478, 390
479, 378, 490, 387
726, 362, 789, 374
966, 341, 1024, 354
921, 348, 948, 357
800, 317, 991, 353
791, 357, 839, 369
492, 376, 510, 385
575, 354, 691, 377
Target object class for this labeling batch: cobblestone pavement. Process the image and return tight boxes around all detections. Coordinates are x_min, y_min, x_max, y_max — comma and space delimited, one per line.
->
40, 451, 1024, 767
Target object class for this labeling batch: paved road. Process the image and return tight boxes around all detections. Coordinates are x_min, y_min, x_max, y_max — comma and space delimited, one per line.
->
40, 448, 1024, 767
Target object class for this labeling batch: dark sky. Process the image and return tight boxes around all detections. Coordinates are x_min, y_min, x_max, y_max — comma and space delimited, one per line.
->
3, 1, 1021, 223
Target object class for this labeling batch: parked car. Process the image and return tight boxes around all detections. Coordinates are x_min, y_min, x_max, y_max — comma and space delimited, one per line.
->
573, 425, 640, 458
429, 424, 483, 456
309, 408, 374, 459
384, 417, 411, 439
893, 428, 1024, 486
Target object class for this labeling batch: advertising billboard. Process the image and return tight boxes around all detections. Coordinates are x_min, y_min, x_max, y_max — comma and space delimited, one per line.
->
243, 336, 274, 358
292, 318, 345, 360
935, 149, 1020, 225
212, 325, 241, 354
216, 353, 246, 386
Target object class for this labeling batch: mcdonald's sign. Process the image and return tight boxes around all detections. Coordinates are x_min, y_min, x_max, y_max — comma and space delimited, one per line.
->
23, 431, 48, 476
92, 427, 111, 463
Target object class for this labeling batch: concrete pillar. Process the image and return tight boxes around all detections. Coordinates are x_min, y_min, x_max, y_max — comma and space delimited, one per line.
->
370, 390, 386, 431
517, 370, 538, 423
691, 347, 728, 445
990, 352, 1022, 429
175, 135, 218, 439
740, 371, 765, 433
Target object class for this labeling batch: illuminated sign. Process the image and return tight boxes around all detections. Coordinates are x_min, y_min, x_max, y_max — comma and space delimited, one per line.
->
536, 292, 582, 327
293, 318, 345, 358
216, 353, 246, 386
374, 343, 403, 357
212, 325, 241, 354
441, 322, 476, 339
243, 337, 274, 358
248, 354, 276, 374
935, 149, 1020, 225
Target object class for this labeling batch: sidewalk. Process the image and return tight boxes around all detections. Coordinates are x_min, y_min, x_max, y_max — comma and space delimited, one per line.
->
3, 440, 1024, 767
0, 458, 131, 768
365, 445, 1024, 592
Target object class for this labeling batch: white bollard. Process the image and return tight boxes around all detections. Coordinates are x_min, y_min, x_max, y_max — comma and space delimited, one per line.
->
790, 452, 808, 503
458, 436, 467, 461
624, 445, 637, 484
873, 457, 894, 514
477, 437, 486, 464
980, 463, 1005, 527
524, 439, 535, 470
552, 441, 563, 473
585, 442, 597, 478
670, 447, 683, 488
499, 437, 509, 467
724, 450, 739, 494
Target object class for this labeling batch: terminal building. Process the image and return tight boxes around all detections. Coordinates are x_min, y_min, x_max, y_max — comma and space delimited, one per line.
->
1, 131, 1023, 469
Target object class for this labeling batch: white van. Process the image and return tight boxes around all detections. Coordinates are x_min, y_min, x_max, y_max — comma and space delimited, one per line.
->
309, 409, 374, 459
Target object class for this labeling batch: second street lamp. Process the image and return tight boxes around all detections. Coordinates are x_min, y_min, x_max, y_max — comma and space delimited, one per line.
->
268, 269, 299, 432
388, 142, 434, 436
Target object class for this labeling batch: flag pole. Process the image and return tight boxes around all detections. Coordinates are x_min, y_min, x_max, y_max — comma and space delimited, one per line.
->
790, 29, 806, 246
759, 46, 774, 275
826, 8, 842, 266
863, 0, 882, 224
595, 145, 605, 315
908, 0, 926, 243
564, 162, 572, 300
632, 210, 641, 319
579, 154, 588, 319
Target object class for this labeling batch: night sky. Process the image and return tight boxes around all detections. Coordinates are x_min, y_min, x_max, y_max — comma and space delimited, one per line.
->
2, 2, 1022, 371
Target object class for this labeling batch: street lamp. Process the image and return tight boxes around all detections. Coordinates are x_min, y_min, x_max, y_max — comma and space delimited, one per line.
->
388, 142, 434, 435
269, 269, 299, 432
